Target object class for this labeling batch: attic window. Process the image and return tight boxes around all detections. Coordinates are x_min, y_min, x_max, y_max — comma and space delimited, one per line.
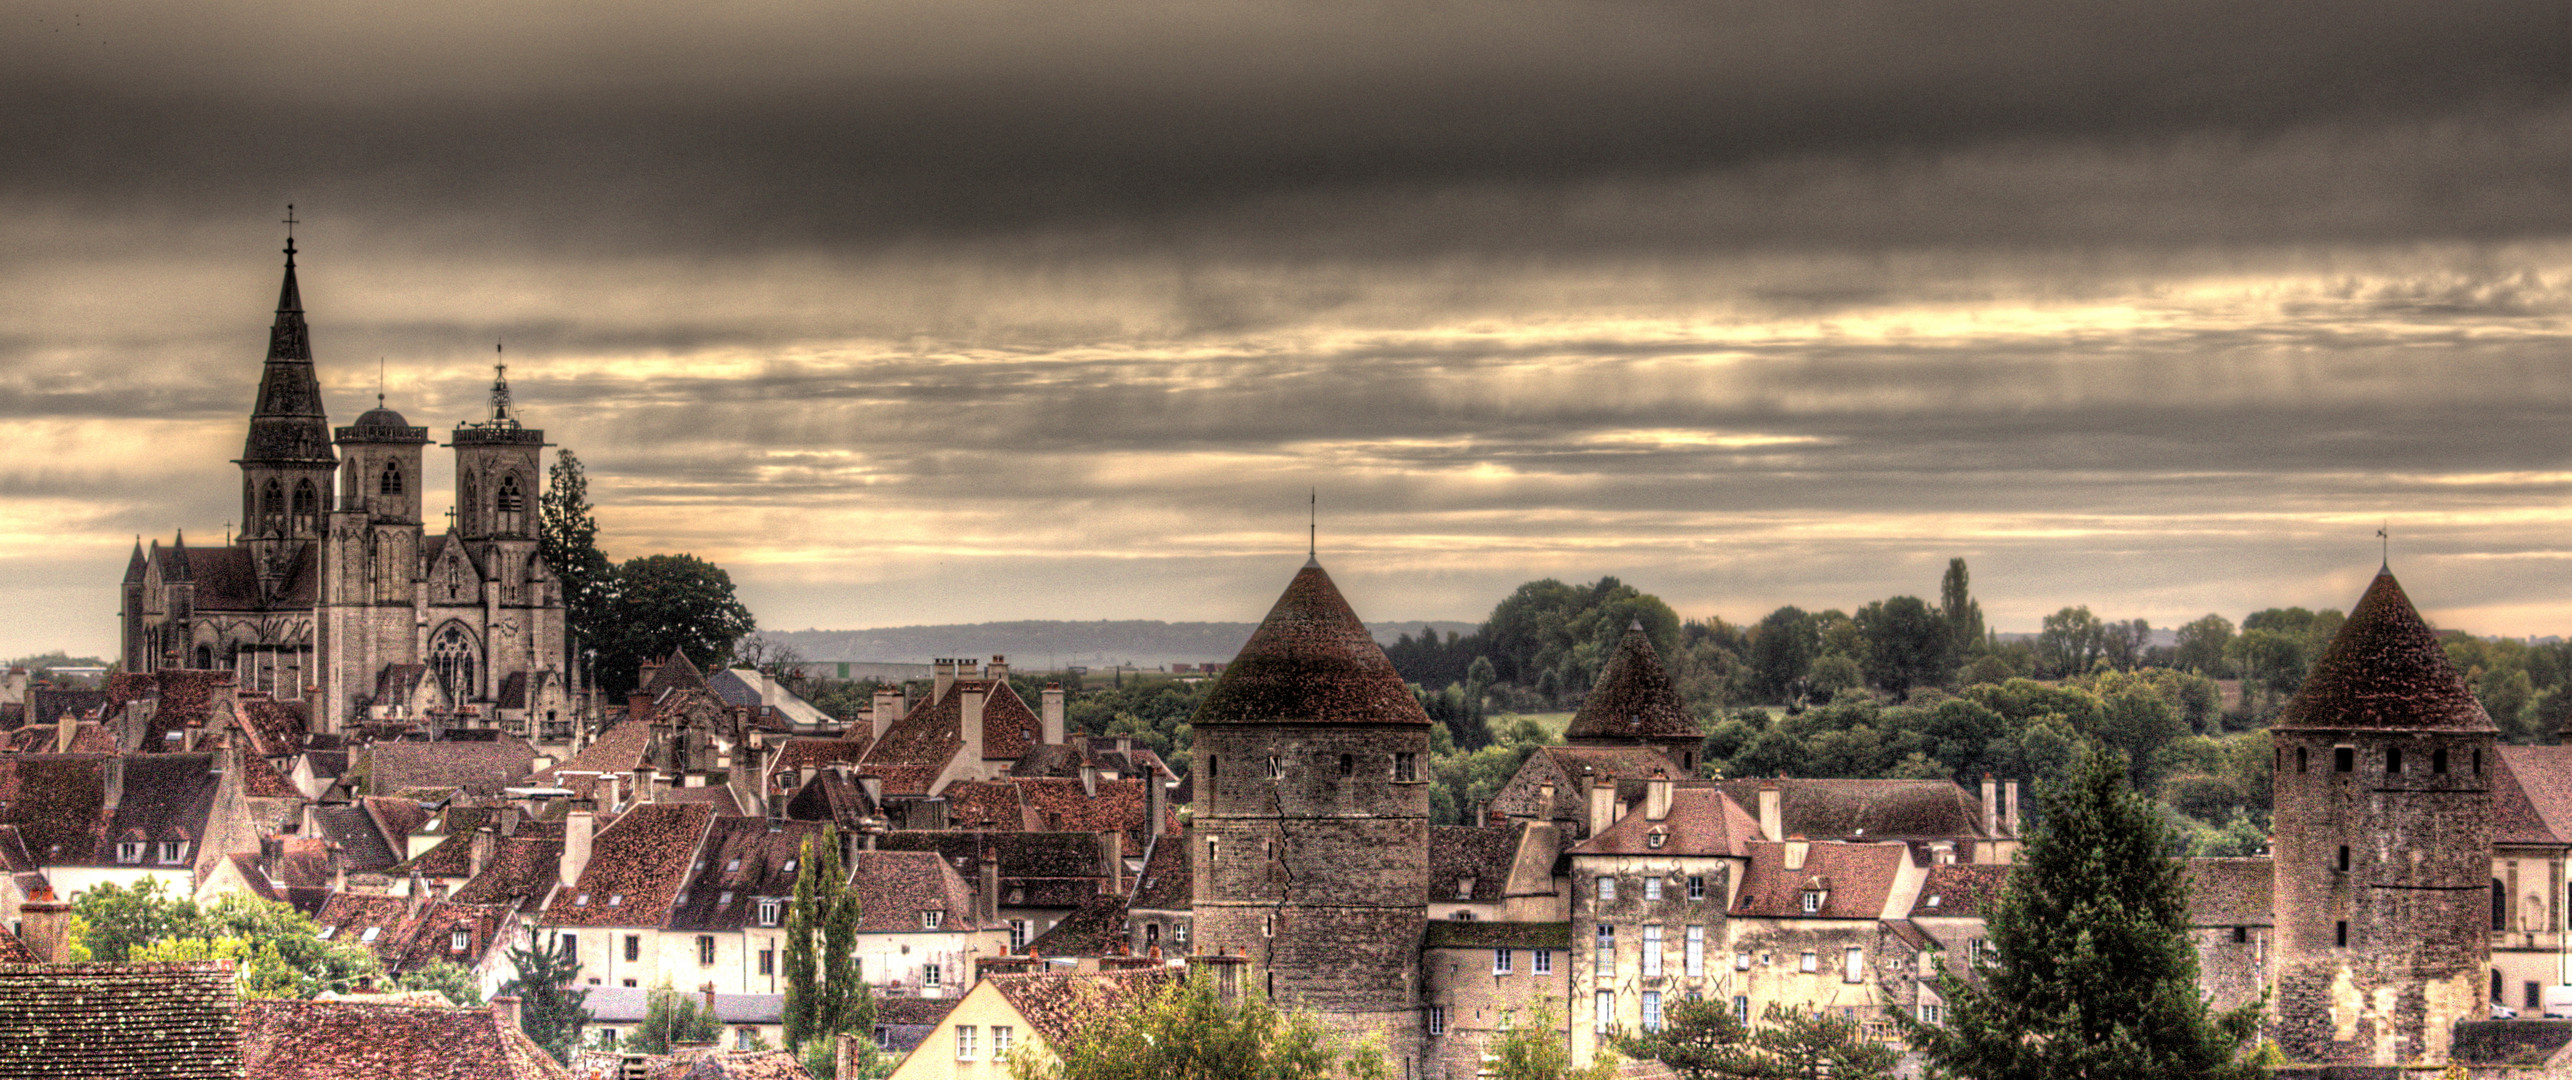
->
117, 841, 144, 864
717, 891, 734, 907
452, 929, 471, 951
1801, 889, 1826, 914
783, 860, 796, 872
727, 859, 742, 872
922, 911, 943, 930
606, 894, 623, 907
1646, 830, 1667, 850
759, 899, 782, 926
575, 893, 590, 906
361, 927, 381, 943
159, 841, 189, 864
1926, 895, 1942, 909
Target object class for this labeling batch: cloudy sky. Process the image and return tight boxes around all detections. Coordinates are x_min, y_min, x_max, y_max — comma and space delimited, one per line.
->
6, 0, 2572, 660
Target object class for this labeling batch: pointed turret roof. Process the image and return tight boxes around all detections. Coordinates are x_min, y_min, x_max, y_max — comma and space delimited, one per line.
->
1565, 620, 1701, 745
2273, 569, 2494, 733
239, 239, 334, 466
124, 538, 147, 585
1192, 560, 1431, 727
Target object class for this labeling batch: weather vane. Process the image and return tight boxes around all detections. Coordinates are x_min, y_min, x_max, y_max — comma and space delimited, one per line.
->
2378, 522, 2389, 568
1309, 488, 1317, 561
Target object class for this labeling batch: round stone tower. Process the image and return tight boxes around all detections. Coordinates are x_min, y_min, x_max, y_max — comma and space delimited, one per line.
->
1189, 556, 1431, 1069
2269, 568, 2495, 1066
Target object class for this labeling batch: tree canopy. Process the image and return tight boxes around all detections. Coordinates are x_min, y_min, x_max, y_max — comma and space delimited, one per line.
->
591, 552, 758, 696
501, 931, 591, 1063
1616, 998, 1894, 1080
1900, 746, 2264, 1080
71, 881, 379, 998
1008, 975, 1388, 1080
540, 448, 615, 673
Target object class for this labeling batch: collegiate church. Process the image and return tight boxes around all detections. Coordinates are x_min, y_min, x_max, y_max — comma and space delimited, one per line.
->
119, 236, 572, 735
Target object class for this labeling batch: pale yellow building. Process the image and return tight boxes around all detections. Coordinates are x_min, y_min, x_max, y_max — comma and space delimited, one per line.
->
884, 968, 1175, 1080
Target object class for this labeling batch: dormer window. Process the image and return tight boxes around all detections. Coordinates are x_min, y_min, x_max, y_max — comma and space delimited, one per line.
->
452, 929, 471, 952
922, 910, 943, 931
758, 899, 782, 926
116, 841, 144, 864
360, 927, 381, 943
158, 841, 188, 864
317, 926, 337, 940
1801, 889, 1826, 914
1646, 830, 1667, 850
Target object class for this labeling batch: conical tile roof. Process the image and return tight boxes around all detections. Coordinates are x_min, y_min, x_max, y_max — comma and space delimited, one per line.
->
1566, 620, 1701, 743
2273, 569, 2494, 733
1192, 560, 1430, 727
241, 241, 333, 466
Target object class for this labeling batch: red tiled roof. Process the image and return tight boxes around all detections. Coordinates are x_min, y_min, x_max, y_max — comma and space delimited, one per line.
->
0, 926, 36, 964
1015, 777, 1173, 848
0, 961, 245, 1079
1572, 787, 1758, 858
944, 781, 1035, 831
385, 901, 514, 976
2274, 570, 2496, 733
235, 697, 310, 759
1191, 561, 1431, 727
367, 741, 538, 797
2494, 745, 2572, 846
1909, 863, 2009, 919
1128, 836, 1190, 912
315, 892, 422, 963
0, 756, 107, 865
532, 720, 654, 786
239, 998, 570, 1079
1430, 824, 1524, 900
976, 682, 1045, 762
451, 835, 565, 911
544, 804, 714, 926
1729, 841, 1910, 920
1566, 623, 1702, 745
1709, 778, 1988, 840
986, 968, 1179, 1045
667, 817, 823, 933
845, 850, 985, 933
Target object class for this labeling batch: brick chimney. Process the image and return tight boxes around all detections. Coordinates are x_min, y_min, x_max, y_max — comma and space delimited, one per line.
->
870, 687, 903, 743
561, 810, 594, 888
1097, 831, 1124, 896
1784, 834, 1809, 871
1758, 782, 1783, 843
1588, 777, 1617, 838
988, 655, 1008, 683
490, 995, 522, 1034
1645, 770, 1672, 822
1040, 683, 1065, 745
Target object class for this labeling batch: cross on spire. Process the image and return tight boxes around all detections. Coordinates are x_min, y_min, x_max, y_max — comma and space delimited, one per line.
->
488, 342, 514, 424
281, 204, 298, 259
1308, 488, 1317, 564
2379, 522, 2390, 570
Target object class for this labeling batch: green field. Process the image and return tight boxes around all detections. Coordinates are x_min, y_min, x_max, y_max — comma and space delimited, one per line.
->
1490, 711, 1574, 737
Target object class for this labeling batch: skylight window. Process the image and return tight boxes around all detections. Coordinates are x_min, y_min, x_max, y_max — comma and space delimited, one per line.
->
361, 927, 380, 943
575, 893, 590, 906
727, 859, 741, 872
606, 895, 623, 907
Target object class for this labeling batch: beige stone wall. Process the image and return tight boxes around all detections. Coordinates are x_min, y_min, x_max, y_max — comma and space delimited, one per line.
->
1421, 943, 1573, 1080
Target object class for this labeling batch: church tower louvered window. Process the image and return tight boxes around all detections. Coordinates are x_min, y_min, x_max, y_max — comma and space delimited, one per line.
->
380, 460, 404, 496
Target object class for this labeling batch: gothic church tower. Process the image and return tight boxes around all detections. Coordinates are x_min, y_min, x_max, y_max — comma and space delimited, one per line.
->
234, 237, 337, 595
2269, 568, 2495, 1066
1190, 557, 1431, 1071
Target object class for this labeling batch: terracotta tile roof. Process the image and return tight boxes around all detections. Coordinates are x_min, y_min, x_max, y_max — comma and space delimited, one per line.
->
659, 786, 747, 814
665, 1050, 813, 1080
986, 968, 1179, 1045
944, 781, 1035, 831
1709, 778, 1988, 840
386, 900, 514, 976
1728, 841, 1910, 920
5, 721, 118, 755
0, 927, 35, 965
180, 544, 320, 613
2274, 569, 2496, 733
770, 737, 869, 775
781, 770, 875, 829
846, 850, 986, 933
1191, 561, 1431, 728
25, 688, 105, 728
2181, 857, 2274, 927
544, 803, 715, 926
1023, 894, 1130, 957
1420, 921, 1573, 949
90, 753, 224, 869
0, 961, 245, 1079
668, 817, 824, 932
451, 835, 565, 910
1015, 777, 1172, 848
1572, 787, 1758, 858
1495, 746, 1687, 823
389, 806, 503, 877
366, 740, 539, 797
1430, 824, 1523, 901
234, 697, 310, 759
138, 670, 237, 750
873, 830, 1105, 882
1566, 623, 1702, 745
308, 804, 401, 873
0, 755, 106, 864
2498, 744, 2572, 847
1908, 864, 2009, 919
531, 720, 654, 786
872, 996, 959, 1027
976, 682, 1045, 762
643, 650, 712, 696
218, 853, 287, 905
1128, 836, 1190, 912
858, 690, 967, 796
239, 998, 570, 1079
315, 892, 423, 963
1009, 744, 1093, 779
365, 795, 436, 843
239, 749, 303, 798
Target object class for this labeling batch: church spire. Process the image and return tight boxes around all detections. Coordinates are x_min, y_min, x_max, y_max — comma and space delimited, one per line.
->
240, 213, 332, 468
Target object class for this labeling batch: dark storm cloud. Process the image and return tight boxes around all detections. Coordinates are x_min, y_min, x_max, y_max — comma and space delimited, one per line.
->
2, 0, 2566, 249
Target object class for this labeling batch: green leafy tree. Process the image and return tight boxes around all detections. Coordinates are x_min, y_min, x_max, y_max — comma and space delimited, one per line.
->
1856, 595, 1956, 700
592, 552, 759, 695
1900, 745, 2264, 1080
624, 985, 725, 1052
785, 825, 876, 1070
397, 961, 486, 1006
1618, 998, 1895, 1079
1748, 607, 1821, 704
75, 885, 380, 997
2173, 615, 2234, 677
501, 931, 591, 1063
2036, 607, 2106, 678
1493, 1002, 1618, 1080
1009, 974, 1389, 1080
1941, 558, 1986, 660
69, 878, 200, 961
541, 448, 616, 674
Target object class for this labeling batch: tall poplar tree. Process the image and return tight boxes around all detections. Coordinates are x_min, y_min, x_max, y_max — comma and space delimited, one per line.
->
540, 448, 614, 673
785, 825, 874, 1073
1940, 558, 1986, 659
1900, 747, 2264, 1080
500, 931, 591, 1062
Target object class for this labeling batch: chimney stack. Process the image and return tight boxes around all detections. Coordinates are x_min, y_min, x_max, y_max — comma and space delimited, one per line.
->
561, 810, 595, 889
491, 996, 522, 1034
1098, 831, 1124, 896
103, 755, 125, 818
2004, 780, 2020, 837
981, 859, 1001, 925
1149, 775, 1169, 837
1784, 835, 1809, 871
469, 826, 495, 879
1587, 777, 1617, 839
960, 686, 986, 763
1040, 684, 1065, 745
1645, 770, 1672, 822
870, 687, 903, 743
933, 660, 956, 700
988, 655, 1008, 683
1981, 774, 1999, 839
1758, 782, 1783, 844
18, 888, 69, 964
1079, 763, 1099, 799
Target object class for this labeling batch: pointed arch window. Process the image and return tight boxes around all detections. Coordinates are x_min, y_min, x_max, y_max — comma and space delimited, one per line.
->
380, 460, 405, 496
262, 479, 285, 532
293, 479, 320, 531
495, 474, 526, 534
430, 623, 481, 705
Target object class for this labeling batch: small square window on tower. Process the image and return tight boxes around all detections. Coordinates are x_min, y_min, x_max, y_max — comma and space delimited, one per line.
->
2334, 746, 2355, 773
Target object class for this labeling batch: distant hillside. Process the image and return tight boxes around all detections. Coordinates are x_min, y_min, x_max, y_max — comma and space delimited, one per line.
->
759, 619, 1480, 671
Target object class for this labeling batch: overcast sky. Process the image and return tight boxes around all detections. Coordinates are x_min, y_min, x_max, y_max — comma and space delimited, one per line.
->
6, 0, 2572, 660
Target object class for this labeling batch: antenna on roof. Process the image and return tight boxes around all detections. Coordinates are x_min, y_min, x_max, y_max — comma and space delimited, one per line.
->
1307, 488, 1317, 565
